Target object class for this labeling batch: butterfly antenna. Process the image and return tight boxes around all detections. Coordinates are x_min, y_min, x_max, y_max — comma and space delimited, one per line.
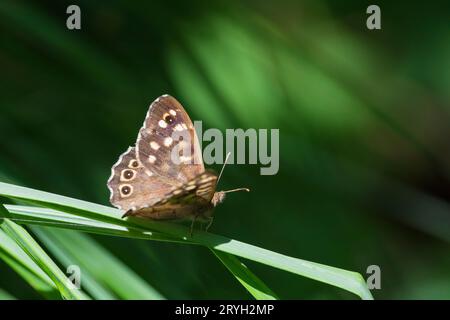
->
217, 152, 231, 184
217, 152, 250, 194
223, 188, 250, 193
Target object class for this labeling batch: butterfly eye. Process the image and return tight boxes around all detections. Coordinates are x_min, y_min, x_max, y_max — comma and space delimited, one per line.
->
164, 114, 174, 124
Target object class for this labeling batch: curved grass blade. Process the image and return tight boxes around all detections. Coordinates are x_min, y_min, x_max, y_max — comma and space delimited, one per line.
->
4, 205, 183, 244
0, 288, 15, 300
0, 182, 373, 299
212, 249, 278, 300
0, 205, 89, 300
2, 205, 371, 299
6, 205, 274, 300
30, 227, 116, 300
33, 227, 165, 300
0, 229, 59, 299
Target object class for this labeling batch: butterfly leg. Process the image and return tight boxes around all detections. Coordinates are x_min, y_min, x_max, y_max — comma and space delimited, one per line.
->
122, 209, 133, 218
205, 216, 214, 232
189, 214, 199, 237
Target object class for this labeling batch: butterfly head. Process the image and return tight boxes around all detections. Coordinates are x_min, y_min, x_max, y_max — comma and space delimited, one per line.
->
211, 188, 250, 207
209, 152, 250, 208
211, 191, 226, 207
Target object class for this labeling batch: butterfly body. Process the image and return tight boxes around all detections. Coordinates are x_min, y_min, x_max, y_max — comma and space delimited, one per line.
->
107, 95, 225, 222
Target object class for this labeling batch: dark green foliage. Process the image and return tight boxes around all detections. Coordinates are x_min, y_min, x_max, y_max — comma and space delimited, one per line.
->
0, 0, 449, 299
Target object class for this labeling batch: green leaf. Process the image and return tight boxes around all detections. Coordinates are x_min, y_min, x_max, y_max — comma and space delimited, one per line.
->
30, 227, 116, 300
212, 249, 278, 300
0, 182, 373, 299
6, 205, 267, 300
0, 229, 58, 299
32, 227, 165, 300
0, 205, 89, 300
0, 288, 16, 300
5, 204, 182, 243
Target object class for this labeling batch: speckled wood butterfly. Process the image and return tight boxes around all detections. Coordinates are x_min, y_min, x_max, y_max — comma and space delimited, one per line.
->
107, 95, 248, 233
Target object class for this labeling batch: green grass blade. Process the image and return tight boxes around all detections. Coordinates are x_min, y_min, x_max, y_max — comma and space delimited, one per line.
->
4, 204, 183, 243
0, 205, 89, 300
30, 227, 116, 300
0, 288, 16, 300
0, 182, 373, 299
32, 227, 165, 300
212, 249, 278, 300
0, 182, 125, 225
125, 219, 374, 300
0, 229, 58, 299
6, 205, 277, 299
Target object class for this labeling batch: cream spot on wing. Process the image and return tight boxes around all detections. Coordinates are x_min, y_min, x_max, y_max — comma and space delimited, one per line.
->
177, 141, 187, 148
185, 185, 196, 191
197, 182, 213, 190
145, 169, 153, 177
169, 109, 177, 116
150, 141, 160, 150
158, 120, 167, 128
199, 177, 215, 184
197, 188, 212, 195
148, 155, 156, 164
174, 124, 184, 131
164, 137, 173, 147
181, 123, 188, 130
197, 185, 213, 194
173, 189, 182, 195
198, 184, 212, 190
187, 180, 197, 186
179, 155, 192, 163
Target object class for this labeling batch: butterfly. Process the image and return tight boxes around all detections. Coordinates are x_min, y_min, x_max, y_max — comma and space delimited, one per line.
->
107, 94, 248, 233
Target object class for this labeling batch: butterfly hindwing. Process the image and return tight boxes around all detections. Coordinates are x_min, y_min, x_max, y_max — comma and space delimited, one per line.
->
124, 171, 218, 219
162, 170, 218, 204
135, 95, 204, 184
107, 147, 175, 212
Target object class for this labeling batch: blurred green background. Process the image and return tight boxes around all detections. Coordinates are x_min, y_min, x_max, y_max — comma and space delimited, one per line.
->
0, 0, 449, 299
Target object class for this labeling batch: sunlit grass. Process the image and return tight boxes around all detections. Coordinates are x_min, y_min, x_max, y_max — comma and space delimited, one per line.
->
0, 206, 88, 300
0, 181, 373, 299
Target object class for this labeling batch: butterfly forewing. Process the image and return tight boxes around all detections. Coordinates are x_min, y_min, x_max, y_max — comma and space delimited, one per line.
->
136, 95, 204, 184
108, 95, 222, 221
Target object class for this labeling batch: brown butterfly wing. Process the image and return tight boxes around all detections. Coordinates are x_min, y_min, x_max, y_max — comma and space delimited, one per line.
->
108, 95, 218, 220
107, 147, 176, 212
124, 171, 218, 219
135, 95, 204, 184
158, 170, 218, 205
